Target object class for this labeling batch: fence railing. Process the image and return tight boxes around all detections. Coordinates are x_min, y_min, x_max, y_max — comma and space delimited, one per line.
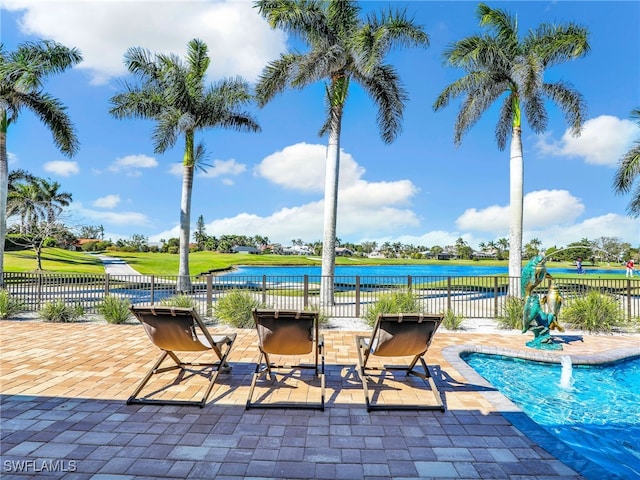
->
4, 272, 640, 320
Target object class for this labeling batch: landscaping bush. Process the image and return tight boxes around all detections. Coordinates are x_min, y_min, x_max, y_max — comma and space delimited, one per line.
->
40, 300, 84, 323
159, 294, 199, 310
0, 289, 25, 319
363, 289, 423, 327
561, 289, 627, 333
97, 296, 132, 324
213, 289, 264, 328
497, 296, 524, 330
442, 309, 464, 330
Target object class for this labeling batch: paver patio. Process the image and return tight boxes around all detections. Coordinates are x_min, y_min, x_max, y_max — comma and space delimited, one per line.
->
1, 319, 638, 479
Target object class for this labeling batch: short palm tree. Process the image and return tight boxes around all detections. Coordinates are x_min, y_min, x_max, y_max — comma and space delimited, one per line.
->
254, 0, 429, 304
0, 40, 81, 287
37, 177, 72, 224
110, 38, 261, 292
612, 108, 640, 217
433, 3, 589, 296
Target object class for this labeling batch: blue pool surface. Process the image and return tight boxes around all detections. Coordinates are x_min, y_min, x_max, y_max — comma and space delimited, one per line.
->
463, 353, 640, 480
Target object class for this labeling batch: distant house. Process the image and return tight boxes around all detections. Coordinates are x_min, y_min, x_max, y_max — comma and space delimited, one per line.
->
335, 247, 353, 256
281, 245, 313, 255
231, 246, 260, 255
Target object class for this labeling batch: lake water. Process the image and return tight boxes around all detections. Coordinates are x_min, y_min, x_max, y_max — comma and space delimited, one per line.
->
220, 264, 621, 277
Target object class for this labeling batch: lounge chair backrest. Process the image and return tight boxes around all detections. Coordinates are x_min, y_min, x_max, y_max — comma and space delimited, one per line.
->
372, 314, 441, 357
253, 309, 316, 355
132, 306, 211, 352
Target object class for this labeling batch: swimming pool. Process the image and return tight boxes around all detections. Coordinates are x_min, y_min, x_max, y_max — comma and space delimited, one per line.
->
461, 352, 640, 480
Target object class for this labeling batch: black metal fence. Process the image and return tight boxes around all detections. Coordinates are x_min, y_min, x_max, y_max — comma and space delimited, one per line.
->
4, 272, 640, 320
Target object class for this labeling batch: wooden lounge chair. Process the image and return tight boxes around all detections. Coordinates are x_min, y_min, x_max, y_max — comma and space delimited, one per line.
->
127, 305, 236, 408
356, 313, 445, 412
246, 308, 325, 411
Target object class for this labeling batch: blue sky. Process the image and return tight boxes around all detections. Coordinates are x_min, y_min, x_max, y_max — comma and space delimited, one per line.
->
2, 0, 639, 251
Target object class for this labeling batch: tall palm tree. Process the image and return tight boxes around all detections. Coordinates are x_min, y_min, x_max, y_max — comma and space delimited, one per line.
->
0, 40, 81, 287
433, 3, 589, 296
254, 0, 429, 304
612, 108, 640, 218
110, 38, 260, 292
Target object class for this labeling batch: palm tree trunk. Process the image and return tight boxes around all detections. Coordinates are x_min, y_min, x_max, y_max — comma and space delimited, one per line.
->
320, 109, 342, 306
509, 125, 524, 297
177, 132, 195, 293
0, 111, 8, 288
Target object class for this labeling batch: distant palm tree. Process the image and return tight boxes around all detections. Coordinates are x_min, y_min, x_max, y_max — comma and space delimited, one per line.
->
37, 178, 72, 224
110, 38, 260, 292
433, 3, 589, 296
254, 0, 429, 304
612, 108, 640, 218
0, 40, 81, 286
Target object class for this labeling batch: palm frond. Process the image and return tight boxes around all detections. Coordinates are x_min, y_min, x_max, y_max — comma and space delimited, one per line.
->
356, 64, 406, 144
18, 91, 79, 156
541, 81, 586, 135
476, 3, 518, 53
613, 142, 640, 194
527, 23, 590, 67
255, 53, 300, 106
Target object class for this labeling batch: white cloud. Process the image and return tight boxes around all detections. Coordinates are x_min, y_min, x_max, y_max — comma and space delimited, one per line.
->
456, 189, 584, 232
92, 194, 120, 209
199, 159, 247, 178
526, 214, 639, 251
108, 154, 158, 176
8, 152, 18, 165
255, 142, 365, 193
536, 115, 639, 166
151, 143, 419, 244
3, 0, 286, 84
43, 160, 79, 176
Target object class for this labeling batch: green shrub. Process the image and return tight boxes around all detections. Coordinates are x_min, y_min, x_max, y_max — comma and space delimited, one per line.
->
442, 309, 464, 330
561, 290, 626, 333
497, 296, 524, 330
363, 289, 422, 327
160, 294, 198, 310
213, 289, 264, 328
98, 296, 132, 324
40, 300, 84, 323
0, 289, 25, 319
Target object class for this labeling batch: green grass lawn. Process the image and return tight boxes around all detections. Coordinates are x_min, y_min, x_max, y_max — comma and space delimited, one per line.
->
2, 247, 631, 279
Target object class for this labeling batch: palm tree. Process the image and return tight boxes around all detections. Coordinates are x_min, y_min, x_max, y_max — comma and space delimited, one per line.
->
612, 108, 640, 217
433, 3, 589, 296
110, 38, 260, 292
37, 178, 72, 224
0, 40, 81, 287
254, 0, 428, 304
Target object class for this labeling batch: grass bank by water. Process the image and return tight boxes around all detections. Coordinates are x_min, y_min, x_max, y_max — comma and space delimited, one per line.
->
3, 247, 629, 278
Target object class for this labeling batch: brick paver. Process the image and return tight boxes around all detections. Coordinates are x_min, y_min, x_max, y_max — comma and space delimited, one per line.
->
1, 320, 638, 479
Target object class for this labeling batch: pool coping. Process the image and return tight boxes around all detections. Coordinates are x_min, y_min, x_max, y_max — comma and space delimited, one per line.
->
442, 344, 640, 480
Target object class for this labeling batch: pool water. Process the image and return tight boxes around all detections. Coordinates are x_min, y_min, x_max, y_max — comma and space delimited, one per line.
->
463, 354, 640, 480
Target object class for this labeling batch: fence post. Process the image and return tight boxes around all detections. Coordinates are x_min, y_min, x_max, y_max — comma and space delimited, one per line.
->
355, 275, 361, 318
262, 275, 267, 305
493, 276, 499, 318
303, 275, 309, 308
627, 279, 632, 320
206, 275, 213, 314
37, 272, 43, 309
150, 276, 155, 305
447, 276, 452, 312
407, 275, 412, 291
